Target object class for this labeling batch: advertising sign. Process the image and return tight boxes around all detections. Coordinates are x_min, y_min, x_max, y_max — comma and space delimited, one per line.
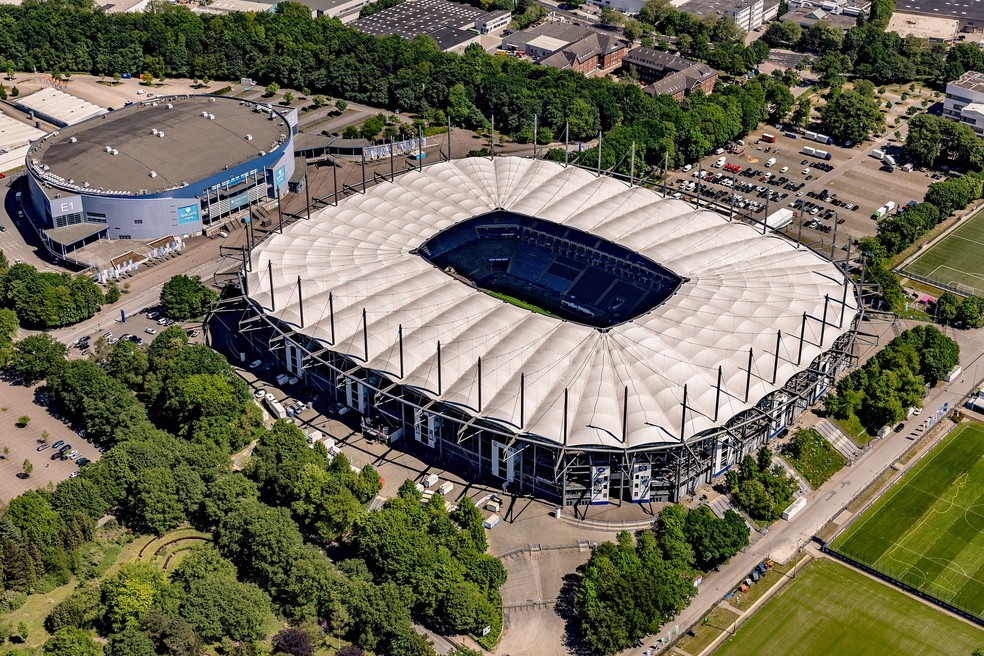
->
274, 165, 287, 187
229, 191, 249, 211
177, 204, 200, 225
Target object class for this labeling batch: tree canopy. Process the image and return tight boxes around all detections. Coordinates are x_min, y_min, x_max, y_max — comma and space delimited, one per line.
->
160, 274, 218, 321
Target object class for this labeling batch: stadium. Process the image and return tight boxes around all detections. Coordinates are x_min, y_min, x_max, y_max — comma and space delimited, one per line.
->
239, 157, 860, 506
24, 94, 297, 252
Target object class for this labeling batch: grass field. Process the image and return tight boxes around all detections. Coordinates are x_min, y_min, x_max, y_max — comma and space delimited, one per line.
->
905, 208, 984, 295
713, 559, 984, 656
482, 288, 558, 317
830, 422, 984, 619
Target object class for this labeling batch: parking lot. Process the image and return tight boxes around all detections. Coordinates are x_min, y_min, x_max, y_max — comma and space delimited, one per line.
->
668, 126, 937, 250
0, 380, 102, 503
67, 306, 205, 359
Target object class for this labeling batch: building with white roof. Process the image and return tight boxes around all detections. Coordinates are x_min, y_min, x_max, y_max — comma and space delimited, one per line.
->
0, 111, 45, 173
15, 87, 108, 127
944, 71, 984, 137
236, 157, 860, 507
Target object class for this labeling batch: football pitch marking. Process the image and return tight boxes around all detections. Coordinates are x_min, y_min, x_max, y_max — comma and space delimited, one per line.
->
879, 473, 984, 605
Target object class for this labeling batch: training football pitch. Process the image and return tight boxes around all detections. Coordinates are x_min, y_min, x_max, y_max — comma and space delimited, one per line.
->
713, 560, 984, 656
830, 422, 984, 619
904, 208, 984, 295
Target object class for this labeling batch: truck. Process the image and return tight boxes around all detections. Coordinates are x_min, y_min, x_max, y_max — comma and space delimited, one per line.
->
765, 157, 777, 167
761, 133, 777, 143
814, 149, 832, 160
814, 133, 833, 145
883, 154, 897, 168
264, 395, 288, 420
870, 149, 884, 160
766, 208, 794, 230
802, 146, 816, 156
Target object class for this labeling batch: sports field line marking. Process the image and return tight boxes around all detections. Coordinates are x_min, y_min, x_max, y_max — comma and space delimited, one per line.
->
948, 233, 984, 249
836, 428, 959, 546
881, 472, 984, 604
923, 264, 984, 289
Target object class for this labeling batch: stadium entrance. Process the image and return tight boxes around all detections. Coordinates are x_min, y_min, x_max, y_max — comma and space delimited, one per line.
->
417, 212, 686, 328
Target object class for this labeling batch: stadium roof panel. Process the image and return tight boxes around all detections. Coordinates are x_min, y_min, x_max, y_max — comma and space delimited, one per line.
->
15, 88, 108, 126
248, 158, 856, 449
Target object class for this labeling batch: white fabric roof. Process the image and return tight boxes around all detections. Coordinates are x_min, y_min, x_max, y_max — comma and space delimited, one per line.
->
249, 158, 855, 450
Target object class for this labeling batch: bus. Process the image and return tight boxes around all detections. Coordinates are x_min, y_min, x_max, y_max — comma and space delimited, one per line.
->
761, 133, 777, 143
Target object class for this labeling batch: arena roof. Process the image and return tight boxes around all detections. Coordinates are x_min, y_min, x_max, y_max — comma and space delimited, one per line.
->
247, 158, 856, 450
27, 95, 290, 197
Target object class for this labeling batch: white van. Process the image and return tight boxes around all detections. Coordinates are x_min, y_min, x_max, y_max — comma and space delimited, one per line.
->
217, 230, 229, 238
713, 157, 726, 168
765, 157, 777, 167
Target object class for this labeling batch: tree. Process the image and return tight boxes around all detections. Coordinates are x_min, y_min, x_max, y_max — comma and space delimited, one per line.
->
128, 467, 184, 535
284, 90, 295, 103
16, 414, 30, 427
22, 458, 32, 478
935, 291, 961, 324
160, 275, 217, 320
102, 562, 167, 632
265, 82, 281, 96
819, 87, 885, 144
43, 628, 99, 656
105, 626, 157, 656
336, 99, 348, 111
599, 7, 626, 26
106, 339, 149, 389
5, 490, 61, 544
45, 585, 103, 634
106, 280, 122, 303
313, 95, 326, 108
181, 575, 271, 642
9, 334, 67, 383
763, 20, 800, 47
272, 627, 314, 656
216, 499, 303, 595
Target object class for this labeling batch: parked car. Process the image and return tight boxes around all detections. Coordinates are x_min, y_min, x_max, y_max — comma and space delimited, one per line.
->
37, 443, 50, 452
76, 458, 90, 467
145, 327, 157, 335
52, 440, 65, 449
157, 318, 169, 325
249, 359, 262, 369
68, 450, 81, 460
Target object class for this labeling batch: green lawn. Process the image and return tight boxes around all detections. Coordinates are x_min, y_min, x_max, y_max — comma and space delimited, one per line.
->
713, 559, 984, 656
905, 208, 984, 295
830, 422, 984, 619
482, 288, 557, 317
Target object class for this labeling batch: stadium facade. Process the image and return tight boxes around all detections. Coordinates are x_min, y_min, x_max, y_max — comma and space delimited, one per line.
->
239, 157, 860, 506
25, 95, 297, 249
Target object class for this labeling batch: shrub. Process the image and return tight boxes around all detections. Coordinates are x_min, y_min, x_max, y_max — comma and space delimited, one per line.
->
782, 428, 845, 486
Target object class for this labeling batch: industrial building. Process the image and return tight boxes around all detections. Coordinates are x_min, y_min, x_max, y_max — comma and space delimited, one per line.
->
353, 0, 509, 52
0, 110, 45, 173
24, 95, 297, 252
15, 88, 108, 127
235, 157, 860, 507
944, 71, 984, 138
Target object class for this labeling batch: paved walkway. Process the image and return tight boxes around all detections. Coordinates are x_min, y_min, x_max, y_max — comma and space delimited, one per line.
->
815, 419, 860, 461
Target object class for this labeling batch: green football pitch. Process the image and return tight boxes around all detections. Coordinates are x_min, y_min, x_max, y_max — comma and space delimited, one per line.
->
830, 422, 984, 619
713, 560, 984, 656
904, 208, 984, 295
